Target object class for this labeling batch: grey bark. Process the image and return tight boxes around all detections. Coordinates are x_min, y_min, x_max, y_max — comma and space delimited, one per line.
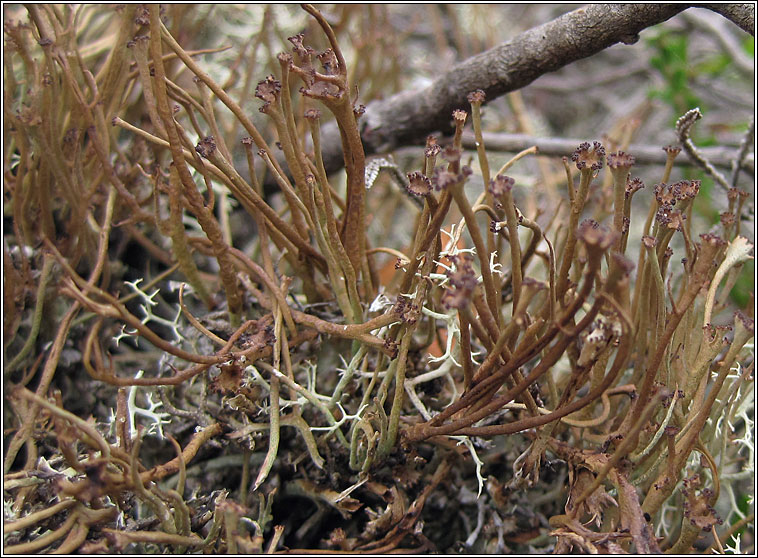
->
459, 132, 754, 174
318, 4, 689, 174
309, 4, 753, 177
700, 3, 755, 35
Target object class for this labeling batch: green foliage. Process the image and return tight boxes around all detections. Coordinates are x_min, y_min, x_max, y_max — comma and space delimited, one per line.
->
694, 51, 732, 76
647, 30, 704, 119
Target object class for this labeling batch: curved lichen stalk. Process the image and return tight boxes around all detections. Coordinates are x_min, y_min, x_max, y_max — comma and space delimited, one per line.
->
292, 4, 369, 294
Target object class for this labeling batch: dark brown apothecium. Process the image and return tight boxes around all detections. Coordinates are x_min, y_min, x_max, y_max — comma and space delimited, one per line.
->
255, 75, 282, 113
488, 174, 515, 198
571, 141, 605, 171
406, 171, 432, 197
195, 136, 217, 158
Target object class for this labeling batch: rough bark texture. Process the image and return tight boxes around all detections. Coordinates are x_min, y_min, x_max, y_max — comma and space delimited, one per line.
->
701, 3, 755, 35
318, 4, 687, 173
312, 4, 753, 175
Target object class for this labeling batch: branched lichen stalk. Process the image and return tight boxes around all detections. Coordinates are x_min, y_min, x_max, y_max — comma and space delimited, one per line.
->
5, 254, 55, 373
450, 181, 500, 325
500, 185, 523, 316
468, 91, 499, 274
628, 234, 724, 432
166, 165, 213, 308
380, 243, 435, 456
149, 10, 241, 324
556, 166, 594, 301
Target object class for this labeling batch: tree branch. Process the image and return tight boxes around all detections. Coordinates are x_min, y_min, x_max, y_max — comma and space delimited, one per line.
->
700, 3, 755, 35
459, 131, 754, 174
317, 4, 690, 173
684, 9, 754, 75
311, 4, 753, 176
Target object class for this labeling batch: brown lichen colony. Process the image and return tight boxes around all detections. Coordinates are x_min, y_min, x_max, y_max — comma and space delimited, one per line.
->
3, 4, 753, 554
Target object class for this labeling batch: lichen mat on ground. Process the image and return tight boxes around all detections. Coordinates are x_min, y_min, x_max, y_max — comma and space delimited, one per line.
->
3, 4, 754, 554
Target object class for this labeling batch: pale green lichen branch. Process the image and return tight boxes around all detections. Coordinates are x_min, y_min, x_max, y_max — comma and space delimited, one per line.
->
126, 370, 171, 439
405, 359, 459, 421
703, 236, 753, 327
453, 435, 486, 498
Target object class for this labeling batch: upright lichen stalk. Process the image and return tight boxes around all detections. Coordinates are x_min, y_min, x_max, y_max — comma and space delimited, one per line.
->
292, 5, 369, 293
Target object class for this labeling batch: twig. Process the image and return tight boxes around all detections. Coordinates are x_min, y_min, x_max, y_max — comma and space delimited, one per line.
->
702, 3, 755, 35
683, 10, 754, 76
463, 132, 754, 175
730, 117, 755, 188
317, 4, 691, 171
675, 108, 731, 191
